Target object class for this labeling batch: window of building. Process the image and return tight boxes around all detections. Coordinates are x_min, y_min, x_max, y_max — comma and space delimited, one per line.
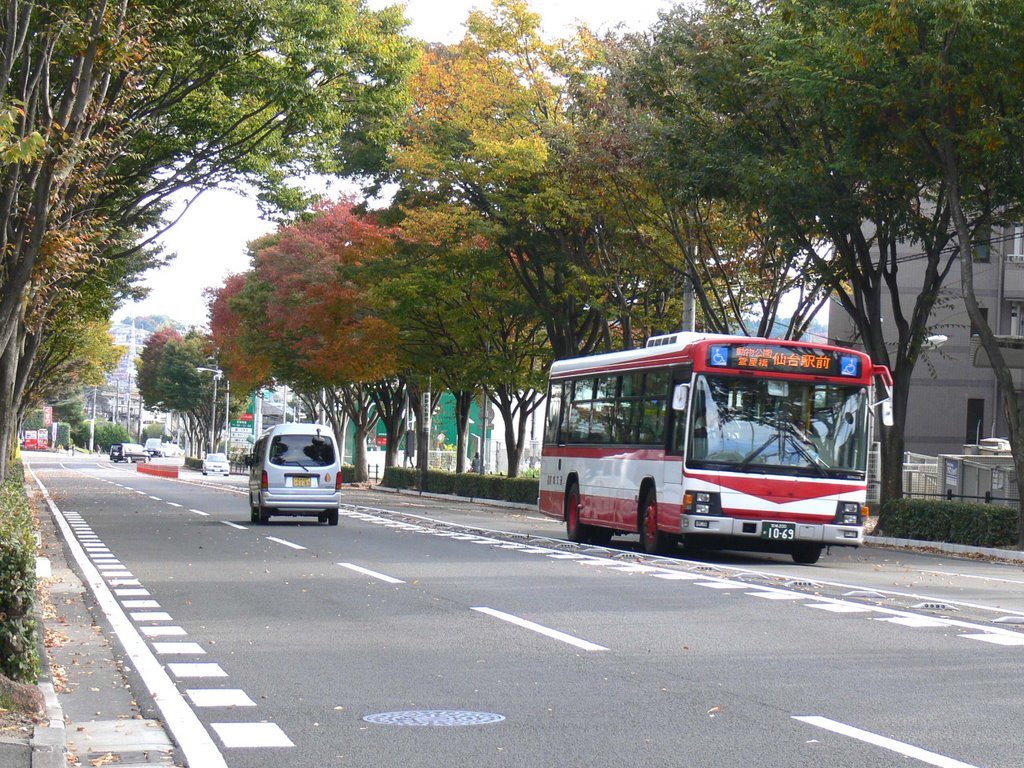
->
1011, 224, 1024, 257
965, 398, 984, 446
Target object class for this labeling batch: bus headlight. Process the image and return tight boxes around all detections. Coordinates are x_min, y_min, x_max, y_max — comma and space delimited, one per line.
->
834, 501, 861, 526
685, 491, 720, 516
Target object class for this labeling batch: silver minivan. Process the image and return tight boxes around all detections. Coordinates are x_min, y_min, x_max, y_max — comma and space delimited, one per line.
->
248, 423, 341, 525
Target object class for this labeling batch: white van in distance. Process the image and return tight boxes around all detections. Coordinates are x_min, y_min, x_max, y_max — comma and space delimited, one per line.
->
248, 423, 342, 525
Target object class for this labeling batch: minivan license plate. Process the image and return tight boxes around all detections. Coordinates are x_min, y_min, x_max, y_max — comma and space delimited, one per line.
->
761, 522, 795, 540
291, 476, 312, 488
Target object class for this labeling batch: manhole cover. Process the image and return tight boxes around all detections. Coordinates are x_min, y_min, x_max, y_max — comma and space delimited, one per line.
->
362, 710, 506, 727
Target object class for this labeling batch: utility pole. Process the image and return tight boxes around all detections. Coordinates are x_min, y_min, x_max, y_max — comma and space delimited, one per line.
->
88, 387, 97, 452
419, 382, 431, 491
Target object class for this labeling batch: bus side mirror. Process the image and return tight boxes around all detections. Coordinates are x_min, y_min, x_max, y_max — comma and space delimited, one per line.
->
880, 401, 893, 427
672, 383, 690, 411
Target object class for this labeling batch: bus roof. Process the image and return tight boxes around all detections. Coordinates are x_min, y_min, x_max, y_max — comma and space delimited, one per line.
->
549, 333, 873, 382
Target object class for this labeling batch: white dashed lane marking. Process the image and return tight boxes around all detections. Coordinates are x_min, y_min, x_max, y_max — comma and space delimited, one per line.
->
794, 716, 980, 768
337, 562, 405, 584
211, 722, 294, 748
168, 663, 228, 679
266, 536, 305, 550
153, 642, 206, 655
471, 606, 609, 652
188, 689, 256, 708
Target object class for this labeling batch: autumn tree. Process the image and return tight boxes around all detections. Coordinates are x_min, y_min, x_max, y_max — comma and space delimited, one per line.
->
211, 200, 400, 480
394, 0, 686, 360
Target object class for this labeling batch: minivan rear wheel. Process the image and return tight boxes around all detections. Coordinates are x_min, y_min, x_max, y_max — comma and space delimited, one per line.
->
327, 509, 339, 526
257, 503, 270, 525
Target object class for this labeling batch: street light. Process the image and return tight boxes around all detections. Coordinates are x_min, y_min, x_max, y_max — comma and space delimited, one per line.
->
197, 366, 223, 455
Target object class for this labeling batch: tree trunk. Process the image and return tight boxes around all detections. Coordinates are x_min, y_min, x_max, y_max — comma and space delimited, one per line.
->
339, 384, 379, 483
940, 141, 1024, 547
452, 390, 474, 473
368, 378, 407, 469
490, 387, 544, 478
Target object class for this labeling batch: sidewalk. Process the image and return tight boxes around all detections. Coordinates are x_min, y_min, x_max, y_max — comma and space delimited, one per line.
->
0, 476, 177, 768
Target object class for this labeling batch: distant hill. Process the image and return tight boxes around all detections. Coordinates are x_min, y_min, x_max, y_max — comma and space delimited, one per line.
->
115, 314, 186, 334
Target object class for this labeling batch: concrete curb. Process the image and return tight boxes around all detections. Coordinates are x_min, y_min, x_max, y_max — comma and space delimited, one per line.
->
28, 582, 66, 768
866, 535, 1024, 562
29, 682, 65, 768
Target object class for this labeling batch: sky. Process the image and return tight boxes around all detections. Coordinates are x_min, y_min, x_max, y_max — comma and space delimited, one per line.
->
119, 0, 677, 328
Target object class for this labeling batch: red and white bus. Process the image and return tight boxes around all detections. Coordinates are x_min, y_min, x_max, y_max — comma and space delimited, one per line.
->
538, 333, 893, 564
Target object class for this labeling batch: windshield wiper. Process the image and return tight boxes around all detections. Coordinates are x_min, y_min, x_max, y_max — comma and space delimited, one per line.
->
737, 434, 779, 471
783, 434, 828, 476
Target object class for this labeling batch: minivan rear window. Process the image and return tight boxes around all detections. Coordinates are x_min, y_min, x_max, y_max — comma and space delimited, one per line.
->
269, 434, 335, 468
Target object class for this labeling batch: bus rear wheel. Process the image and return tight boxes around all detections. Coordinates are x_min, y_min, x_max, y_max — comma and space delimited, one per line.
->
792, 543, 823, 565
566, 483, 588, 543
639, 489, 671, 555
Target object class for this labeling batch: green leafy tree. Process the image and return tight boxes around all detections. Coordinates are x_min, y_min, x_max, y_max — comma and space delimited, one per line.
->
628, 0, 986, 505
93, 422, 130, 452
0, 0, 418, 476
137, 330, 221, 455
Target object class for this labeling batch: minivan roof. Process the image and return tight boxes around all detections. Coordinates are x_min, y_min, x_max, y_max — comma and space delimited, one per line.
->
259, 423, 334, 438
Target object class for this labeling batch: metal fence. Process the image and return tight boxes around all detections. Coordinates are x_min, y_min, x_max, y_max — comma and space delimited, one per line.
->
898, 450, 1018, 506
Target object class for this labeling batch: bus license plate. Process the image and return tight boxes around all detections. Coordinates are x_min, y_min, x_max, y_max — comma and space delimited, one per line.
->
761, 522, 795, 540
291, 476, 312, 488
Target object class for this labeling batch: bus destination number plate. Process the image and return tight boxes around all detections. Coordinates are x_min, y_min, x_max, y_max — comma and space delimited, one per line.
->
761, 522, 795, 540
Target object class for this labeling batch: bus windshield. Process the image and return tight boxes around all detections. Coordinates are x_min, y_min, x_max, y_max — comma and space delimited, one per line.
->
687, 374, 868, 478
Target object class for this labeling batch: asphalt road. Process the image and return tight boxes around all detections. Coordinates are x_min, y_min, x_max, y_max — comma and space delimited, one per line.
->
25, 453, 1024, 768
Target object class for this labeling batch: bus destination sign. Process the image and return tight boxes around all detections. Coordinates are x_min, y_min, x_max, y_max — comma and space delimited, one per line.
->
707, 344, 862, 378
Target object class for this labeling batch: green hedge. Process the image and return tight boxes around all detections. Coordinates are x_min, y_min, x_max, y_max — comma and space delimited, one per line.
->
881, 498, 1018, 548
0, 461, 40, 684
381, 467, 539, 505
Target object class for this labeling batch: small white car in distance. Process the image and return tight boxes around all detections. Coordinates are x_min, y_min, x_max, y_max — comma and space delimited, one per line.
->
202, 452, 230, 476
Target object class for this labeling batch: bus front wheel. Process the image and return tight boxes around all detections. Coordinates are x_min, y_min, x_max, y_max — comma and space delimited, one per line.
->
792, 543, 823, 565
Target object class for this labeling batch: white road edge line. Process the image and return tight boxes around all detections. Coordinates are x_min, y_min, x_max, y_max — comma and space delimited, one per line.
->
471, 607, 608, 652
793, 716, 980, 768
266, 536, 306, 551
336, 562, 404, 584
28, 466, 229, 768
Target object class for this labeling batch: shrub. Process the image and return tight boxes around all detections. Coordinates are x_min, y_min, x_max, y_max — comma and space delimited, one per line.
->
380, 467, 539, 505
0, 462, 40, 684
880, 498, 1018, 548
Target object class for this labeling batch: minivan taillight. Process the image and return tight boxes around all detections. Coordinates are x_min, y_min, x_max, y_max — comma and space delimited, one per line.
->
335, 472, 342, 490
261, 470, 268, 490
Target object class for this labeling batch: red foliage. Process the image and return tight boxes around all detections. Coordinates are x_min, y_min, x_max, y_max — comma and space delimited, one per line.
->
207, 273, 273, 390
249, 199, 400, 384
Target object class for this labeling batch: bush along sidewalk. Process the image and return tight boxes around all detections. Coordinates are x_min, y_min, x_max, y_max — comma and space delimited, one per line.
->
382, 467, 539, 505
880, 498, 1018, 548
0, 460, 41, 692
